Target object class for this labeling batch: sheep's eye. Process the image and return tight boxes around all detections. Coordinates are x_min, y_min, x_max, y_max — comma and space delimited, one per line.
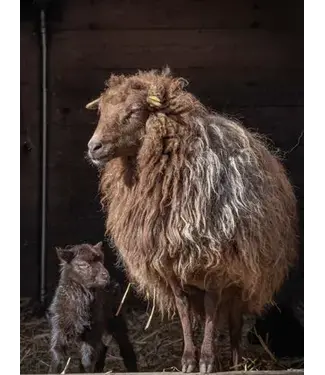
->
121, 111, 137, 126
120, 113, 130, 124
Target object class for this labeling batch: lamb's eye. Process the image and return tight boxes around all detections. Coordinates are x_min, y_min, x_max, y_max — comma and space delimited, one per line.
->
78, 263, 89, 269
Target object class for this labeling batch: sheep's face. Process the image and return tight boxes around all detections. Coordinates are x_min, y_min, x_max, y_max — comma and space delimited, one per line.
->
57, 242, 110, 288
87, 89, 149, 167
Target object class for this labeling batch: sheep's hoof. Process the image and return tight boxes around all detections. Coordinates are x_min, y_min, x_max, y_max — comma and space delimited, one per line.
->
181, 351, 196, 373
199, 352, 215, 373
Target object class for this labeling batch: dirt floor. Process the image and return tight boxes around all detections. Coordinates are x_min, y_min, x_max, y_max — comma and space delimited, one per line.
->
20, 298, 304, 374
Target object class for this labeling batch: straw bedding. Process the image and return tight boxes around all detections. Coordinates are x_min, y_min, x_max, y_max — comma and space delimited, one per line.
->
20, 298, 303, 374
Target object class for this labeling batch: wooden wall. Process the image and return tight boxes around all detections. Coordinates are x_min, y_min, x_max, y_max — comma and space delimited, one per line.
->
20, 0, 303, 301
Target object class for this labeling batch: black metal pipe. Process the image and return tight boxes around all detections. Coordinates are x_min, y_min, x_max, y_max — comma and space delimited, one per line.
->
40, 8, 48, 305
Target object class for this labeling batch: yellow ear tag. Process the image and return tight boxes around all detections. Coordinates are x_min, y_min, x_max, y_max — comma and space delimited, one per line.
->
147, 95, 162, 108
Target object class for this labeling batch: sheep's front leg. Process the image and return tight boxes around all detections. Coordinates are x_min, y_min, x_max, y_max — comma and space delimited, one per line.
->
228, 298, 243, 369
199, 291, 219, 373
170, 280, 196, 373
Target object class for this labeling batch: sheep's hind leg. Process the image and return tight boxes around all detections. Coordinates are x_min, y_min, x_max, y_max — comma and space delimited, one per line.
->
170, 280, 196, 373
199, 291, 219, 373
228, 298, 243, 369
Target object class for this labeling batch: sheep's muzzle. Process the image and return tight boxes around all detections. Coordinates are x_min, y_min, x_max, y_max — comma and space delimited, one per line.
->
87, 137, 114, 167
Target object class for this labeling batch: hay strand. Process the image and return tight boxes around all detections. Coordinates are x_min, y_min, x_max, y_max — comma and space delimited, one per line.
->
115, 283, 132, 316
144, 290, 156, 330
254, 327, 277, 363
60, 357, 71, 374
20, 299, 303, 373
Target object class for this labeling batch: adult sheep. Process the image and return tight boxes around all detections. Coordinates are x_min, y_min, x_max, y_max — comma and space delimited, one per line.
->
86, 68, 298, 373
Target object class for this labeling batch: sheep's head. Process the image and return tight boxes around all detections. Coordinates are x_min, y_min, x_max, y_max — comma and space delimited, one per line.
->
86, 68, 196, 167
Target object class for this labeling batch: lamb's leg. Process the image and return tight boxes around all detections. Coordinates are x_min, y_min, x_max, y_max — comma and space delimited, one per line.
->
109, 315, 138, 372
170, 279, 196, 373
80, 342, 97, 373
48, 333, 66, 374
228, 298, 243, 369
199, 291, 219, 373
49, 347, 65, 374
94, 342, 108, 373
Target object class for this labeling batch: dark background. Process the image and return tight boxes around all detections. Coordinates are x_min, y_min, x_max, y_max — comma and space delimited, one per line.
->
21, 0, 303, 355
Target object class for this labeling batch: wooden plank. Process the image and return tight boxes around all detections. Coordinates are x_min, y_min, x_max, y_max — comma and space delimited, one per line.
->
23, 371, 304, 375
50, 29, 302, 71
20, 26, 38, 84
232, 106, 304, 193
46, 103, 303, 174
53, 0, 303, 31
235, 106, 304, 145
47, 101, 303, 187
20, 24, 41, 299
49, 67, 303, 108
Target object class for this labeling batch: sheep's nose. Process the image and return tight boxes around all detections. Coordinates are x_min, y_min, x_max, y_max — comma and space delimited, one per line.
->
88, 139, 103, 156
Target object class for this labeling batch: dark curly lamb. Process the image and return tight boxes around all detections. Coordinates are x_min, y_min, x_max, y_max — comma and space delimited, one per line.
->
86, 68, 298, 372
48, 242, 138, 373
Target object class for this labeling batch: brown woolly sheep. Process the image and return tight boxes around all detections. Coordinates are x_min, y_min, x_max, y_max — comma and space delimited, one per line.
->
86, 68, 298, 373
48, 242, 138, 373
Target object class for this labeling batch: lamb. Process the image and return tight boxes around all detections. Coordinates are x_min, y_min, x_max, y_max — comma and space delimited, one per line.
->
48, 242, 138, 373
86, 68, 298, 372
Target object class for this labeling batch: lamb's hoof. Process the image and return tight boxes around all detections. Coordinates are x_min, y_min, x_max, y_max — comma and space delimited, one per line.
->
231, 348, 242, 370
181, 351, 196, 373
199, 352, 215, 373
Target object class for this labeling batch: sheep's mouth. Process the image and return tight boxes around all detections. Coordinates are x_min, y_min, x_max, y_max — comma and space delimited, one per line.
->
91, 156, 110, 167
87, 152, 112, 168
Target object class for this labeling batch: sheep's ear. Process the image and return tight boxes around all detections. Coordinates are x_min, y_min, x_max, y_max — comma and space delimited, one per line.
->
85, 97, 100, 110
56, 247, 75, 263
107, 74, 125, 88
161, 65, 171, 76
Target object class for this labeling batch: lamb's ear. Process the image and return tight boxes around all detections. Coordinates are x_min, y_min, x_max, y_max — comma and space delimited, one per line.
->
93, 242, 104, 261
56, 247, 75, 263
93, 241, 103, 251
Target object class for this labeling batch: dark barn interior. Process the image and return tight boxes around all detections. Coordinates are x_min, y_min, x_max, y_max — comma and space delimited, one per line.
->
21, 0, 304, 372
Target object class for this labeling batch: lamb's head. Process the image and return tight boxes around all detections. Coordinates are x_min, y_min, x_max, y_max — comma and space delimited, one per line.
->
56, 242, 110, 288
86, 68, 198, 167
